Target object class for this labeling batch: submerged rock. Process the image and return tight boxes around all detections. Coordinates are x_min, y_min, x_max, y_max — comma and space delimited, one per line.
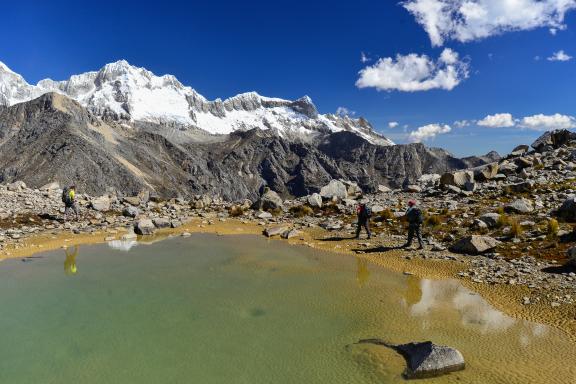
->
357, 339, 465, 379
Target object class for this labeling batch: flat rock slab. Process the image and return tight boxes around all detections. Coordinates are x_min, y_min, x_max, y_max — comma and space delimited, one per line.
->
450, 235, 500, 255
358, 339, 465, 379
264, 225, 289, 237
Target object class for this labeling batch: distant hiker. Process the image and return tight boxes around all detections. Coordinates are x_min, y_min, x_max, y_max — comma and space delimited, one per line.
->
355, 202, 372, 239
402, 200, 424, 250
62, 185, 79, 221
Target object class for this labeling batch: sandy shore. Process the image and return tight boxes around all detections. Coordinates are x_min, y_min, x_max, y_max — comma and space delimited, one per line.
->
2, 217, 575, 342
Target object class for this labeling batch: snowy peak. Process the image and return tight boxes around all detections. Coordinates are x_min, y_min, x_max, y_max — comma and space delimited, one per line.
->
0, 60, 394, 145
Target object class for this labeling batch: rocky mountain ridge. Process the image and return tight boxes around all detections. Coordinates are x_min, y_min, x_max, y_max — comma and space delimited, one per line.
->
0, 60, 392, 145
0, 92, 484, 200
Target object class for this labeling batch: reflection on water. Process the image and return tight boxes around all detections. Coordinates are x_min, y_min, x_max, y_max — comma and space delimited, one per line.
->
408, 279, 549, 345
410, 279, 516, 332
356, 257, 370, 287
107, 240, 138, 251
64, 245, 78, 275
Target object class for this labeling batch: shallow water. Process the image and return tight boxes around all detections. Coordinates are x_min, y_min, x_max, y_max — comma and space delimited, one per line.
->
0, 234, 574, 383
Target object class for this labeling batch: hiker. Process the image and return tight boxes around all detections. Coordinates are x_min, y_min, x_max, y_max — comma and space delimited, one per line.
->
402, 200, 424, 250
62, 185, 79, 221
355, 202, 372, 239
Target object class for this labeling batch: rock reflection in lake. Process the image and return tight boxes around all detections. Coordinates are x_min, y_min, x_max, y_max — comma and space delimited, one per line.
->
107, 239, 138, 251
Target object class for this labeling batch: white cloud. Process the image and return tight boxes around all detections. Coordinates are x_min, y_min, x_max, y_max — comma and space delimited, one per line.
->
388, 121, 400, 128
336, 107, 355, 117
454, 119, 471, 128
361, 52, 371, 63
408, 123, 452, 142
402, 0, 576, 46
477, 113, 516, 128
547, 50, 573, 61
519, 113, 576, 130
356, 48, 469, 92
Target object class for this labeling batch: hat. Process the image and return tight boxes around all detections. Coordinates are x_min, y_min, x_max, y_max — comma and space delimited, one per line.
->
408, 200, 416, 206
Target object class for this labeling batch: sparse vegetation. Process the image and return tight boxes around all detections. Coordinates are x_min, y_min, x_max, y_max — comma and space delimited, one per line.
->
379, 208, 394, 221
510, 218, 523, 238
424, 214, 442, 228
547, 218, 559, 239
289, 205, 314, 217
228, 205, 245, 217
496, 213, 509, 228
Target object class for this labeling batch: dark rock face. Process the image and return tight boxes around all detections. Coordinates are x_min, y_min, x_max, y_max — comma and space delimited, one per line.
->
358, 339, 465, 379
0, 93, 486, 200
532, 129, 576, 152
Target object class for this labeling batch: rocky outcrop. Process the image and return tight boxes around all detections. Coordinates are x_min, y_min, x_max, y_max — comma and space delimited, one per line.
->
531, 129, 576, 152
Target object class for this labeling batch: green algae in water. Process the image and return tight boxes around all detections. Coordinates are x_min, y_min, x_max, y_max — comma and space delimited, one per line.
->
0, 234, 574, 383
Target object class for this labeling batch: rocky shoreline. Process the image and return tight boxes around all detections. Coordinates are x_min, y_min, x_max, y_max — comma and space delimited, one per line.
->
1, 130, 576, 339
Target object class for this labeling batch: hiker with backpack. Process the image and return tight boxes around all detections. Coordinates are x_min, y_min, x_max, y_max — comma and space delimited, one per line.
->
402, 200, 424, 250
62, 185, 79, 221
355, 201, 372, 239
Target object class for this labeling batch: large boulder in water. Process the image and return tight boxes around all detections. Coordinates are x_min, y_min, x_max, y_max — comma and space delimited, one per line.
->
252, 190, 283, 211
449, 235, 500, 255
358, 339, 465, 379
320, 180, 348, 200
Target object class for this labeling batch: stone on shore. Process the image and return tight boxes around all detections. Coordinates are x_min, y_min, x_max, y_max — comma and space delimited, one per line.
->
264, 225, 290, 237
123, 206, 140, 218
134, 219, 155, 235
152, 218, 171, 228
450, 235, 501, 255
505, 198, 534, 214
252, 190, 283, 211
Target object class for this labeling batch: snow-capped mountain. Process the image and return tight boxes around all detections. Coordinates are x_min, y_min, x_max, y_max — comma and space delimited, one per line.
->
0, 60, 393, 145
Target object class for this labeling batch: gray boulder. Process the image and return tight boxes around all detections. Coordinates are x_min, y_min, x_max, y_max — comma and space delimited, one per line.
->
378, 185, 392, 193
152, 218, 171, 228
440, 171, 474, 188
134, 219, 155, 235
123, 205, 140, 218
505, 198, 534, 214
307, 193, 323, 208
91, 196, 111, 212
478, 213, 500, 228
320, 180, 348, 201
557, 197, 576, 222
511, 145, 529, 156
473, 163, 499, 181
281, 228, 302, 239
252, 190, 283, 211
264, 225, 290, 237
123, 196, 141, 206
450, 235, 501, 255
358, 339, 465, 379
509, 181, 534, 193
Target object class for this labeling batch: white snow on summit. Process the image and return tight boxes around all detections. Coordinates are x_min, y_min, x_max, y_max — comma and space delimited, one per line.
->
0, 60, 394, 145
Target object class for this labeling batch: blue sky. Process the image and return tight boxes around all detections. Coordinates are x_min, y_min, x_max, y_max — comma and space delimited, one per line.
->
1, 0, 575, 156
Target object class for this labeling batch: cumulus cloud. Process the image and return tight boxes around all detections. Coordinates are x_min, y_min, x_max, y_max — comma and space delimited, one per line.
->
388, 121, 400, 128
547, 50, 573, 61
519, 113, 576, 130
408, 123, 452, 142
477, 113, 516, 128
402, 0, 576, 46
356, 48, 469, 92
336, 107, 355, 117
